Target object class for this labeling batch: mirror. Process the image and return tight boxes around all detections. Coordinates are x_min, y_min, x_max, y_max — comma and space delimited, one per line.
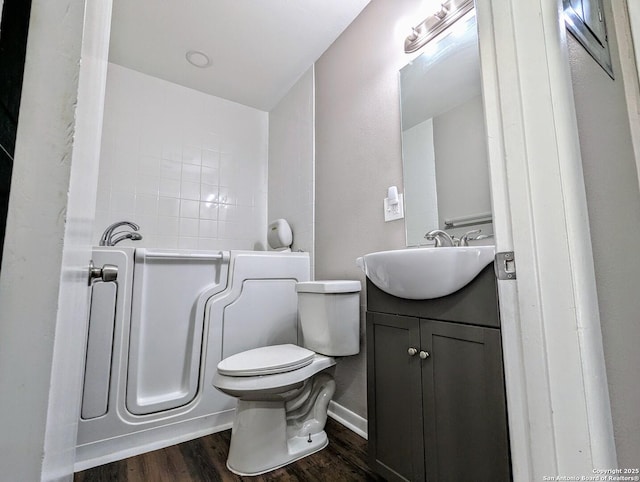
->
400, 11, 492, 246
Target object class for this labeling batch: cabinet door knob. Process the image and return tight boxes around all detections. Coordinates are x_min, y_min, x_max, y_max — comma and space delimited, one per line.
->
419, 350, 430, 359
408, 347, 418, 356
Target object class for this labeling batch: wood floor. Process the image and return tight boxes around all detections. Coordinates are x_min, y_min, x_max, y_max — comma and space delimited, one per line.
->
74, 418, 384, 481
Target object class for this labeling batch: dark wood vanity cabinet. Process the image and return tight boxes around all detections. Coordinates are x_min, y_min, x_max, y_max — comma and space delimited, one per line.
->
366, 266, 511, 481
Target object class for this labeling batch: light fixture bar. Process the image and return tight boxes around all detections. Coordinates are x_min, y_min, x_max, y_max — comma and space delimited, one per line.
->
405, 0, 475, 53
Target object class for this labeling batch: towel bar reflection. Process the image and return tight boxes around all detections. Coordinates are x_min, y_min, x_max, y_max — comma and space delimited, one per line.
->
443, 212, 492, 229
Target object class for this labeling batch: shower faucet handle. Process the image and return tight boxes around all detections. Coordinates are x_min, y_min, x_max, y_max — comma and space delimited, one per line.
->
88, 260, 118, 285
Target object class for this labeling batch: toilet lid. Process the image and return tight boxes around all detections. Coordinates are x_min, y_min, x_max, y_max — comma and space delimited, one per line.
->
217, 344, 315, 376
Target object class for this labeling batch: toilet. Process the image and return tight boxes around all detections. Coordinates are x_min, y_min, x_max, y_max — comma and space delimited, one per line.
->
212, 279, 361, 476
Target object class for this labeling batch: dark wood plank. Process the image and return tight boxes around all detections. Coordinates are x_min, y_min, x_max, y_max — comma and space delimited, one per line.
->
74, 418, 383, 481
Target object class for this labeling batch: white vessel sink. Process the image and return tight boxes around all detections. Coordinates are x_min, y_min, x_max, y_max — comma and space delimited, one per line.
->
356, 246, 496, 300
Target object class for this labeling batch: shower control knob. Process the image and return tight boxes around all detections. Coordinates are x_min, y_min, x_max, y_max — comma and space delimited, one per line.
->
88, 260, 118, 285
408, 347, 418, 356
419, 350, 430, 359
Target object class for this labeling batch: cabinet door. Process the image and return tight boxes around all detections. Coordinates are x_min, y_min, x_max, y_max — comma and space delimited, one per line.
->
420, 320, 510, 482
367, 312, 425, 481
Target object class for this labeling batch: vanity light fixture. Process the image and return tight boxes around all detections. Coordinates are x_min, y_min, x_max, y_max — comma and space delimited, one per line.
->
405, 0, 475, 53
185, 50, 211, 68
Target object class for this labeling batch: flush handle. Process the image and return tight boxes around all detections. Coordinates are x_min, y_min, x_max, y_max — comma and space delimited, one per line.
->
88, 260, 118, 285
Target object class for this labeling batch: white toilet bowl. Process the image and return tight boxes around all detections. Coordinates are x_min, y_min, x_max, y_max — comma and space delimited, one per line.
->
212, 344, 337, 475
212, 280, 361, 476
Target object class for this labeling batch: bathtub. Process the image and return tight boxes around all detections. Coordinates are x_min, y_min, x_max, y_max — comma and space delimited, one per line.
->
75, 247, 310, 470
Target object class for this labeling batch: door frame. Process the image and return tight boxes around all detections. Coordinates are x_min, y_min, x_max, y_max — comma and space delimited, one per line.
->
477, 0, 617, 479
0, 0, 112, 480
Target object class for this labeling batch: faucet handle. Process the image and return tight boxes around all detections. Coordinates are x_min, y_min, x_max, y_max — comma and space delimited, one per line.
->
424, 229, 455, 247
459, 229, 482, 246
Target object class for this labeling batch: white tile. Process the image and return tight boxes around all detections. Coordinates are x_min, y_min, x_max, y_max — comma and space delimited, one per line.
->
160, 159, 182, 180
182, 163, 201, 183
202, 149, 219, 168
137, 176, 160, 196
157, 216, 179, 237
179, 218, 199, 237
111, 191, 136, 214
178, 236, 199, 249
162, 141, 181, 161
199, 201, 218, 220
138, 155, 160, 178
217, 221, 235, 239
198, 237, 223, 250
217, 204, 235, 222
181, 180, 200, 200
199, 219, 218, 238
180, 199, 200, 218
159, 178, 180, 198
155, 235, 179, 248
158, 196, 180, 217
182, 145, 202, 165
95, 190, 110, 212
139, 134, 162, 157
201, 166, 218, 185
202, 132, 220, 151
135, 194, 158, 218
200, 184, 219, 204
118, 173, 137, 193
97, 65, 269, 250
218, 186, 236, 206
138, 216, 157, 236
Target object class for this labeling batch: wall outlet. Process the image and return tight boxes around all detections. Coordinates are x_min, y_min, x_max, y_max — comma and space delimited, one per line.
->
384, 194, 404, 222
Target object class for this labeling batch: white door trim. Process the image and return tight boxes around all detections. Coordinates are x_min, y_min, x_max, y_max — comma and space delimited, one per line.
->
477, 0, 617, 479
0, 1, 112, 480
41, 0, 113, 478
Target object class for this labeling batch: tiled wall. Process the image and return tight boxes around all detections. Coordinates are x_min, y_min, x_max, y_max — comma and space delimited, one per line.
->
94, 63, 268, 250
268, 67, 314, 275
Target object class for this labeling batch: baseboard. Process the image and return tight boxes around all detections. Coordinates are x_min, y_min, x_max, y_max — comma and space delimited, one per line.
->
327, 400, 368, 440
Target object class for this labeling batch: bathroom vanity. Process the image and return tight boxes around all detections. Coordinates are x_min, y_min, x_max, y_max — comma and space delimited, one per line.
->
366, 265, 511, 481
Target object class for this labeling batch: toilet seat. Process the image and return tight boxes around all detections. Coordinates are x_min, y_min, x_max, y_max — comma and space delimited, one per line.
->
217, 344, 315, 376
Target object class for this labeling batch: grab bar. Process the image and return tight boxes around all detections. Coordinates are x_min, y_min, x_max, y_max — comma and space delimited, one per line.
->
143, 251, 229, 261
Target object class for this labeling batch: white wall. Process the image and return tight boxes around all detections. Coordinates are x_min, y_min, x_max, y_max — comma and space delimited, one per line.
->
315, 0, 423, 417
567, 0, 640, 466
433, 95, 491, 226
94, 63, 268, 251
402, 118, 438, 246
268, 67, 315, 273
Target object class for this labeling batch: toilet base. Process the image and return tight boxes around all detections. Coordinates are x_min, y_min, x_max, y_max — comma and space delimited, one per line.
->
226, 399, 329, 476
227, 430, 328, 476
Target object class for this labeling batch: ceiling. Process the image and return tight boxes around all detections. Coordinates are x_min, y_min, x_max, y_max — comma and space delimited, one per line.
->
108, 0, 370, 111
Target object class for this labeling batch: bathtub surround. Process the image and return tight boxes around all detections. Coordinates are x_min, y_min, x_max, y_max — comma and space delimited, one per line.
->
94, 63, 268, 251
268, 67, 315, 274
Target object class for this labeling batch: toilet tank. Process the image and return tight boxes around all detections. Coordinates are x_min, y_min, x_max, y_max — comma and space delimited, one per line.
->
296, 280, 362, 356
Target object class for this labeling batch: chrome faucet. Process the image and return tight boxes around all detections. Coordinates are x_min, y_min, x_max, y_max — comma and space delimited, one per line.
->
458, 229, 482, 246
99, 221, 143, 247
424, 229, 455, 247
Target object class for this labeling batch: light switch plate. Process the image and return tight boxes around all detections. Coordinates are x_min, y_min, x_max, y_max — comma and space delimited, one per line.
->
384, 194, 404, 222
